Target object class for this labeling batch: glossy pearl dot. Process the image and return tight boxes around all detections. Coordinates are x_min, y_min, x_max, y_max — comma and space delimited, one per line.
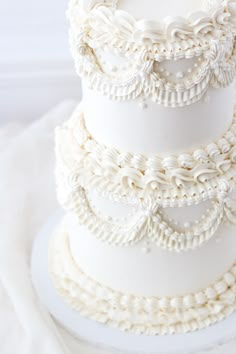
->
142, 247, 151, 254
176, 71, 184, 79
144, 209, 153, 217
139, 101, 148, 110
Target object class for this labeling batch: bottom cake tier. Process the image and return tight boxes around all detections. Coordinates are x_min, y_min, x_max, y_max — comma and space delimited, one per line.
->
49, 215, 236, 336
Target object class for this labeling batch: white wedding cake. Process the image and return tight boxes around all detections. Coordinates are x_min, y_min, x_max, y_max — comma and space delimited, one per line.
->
49, 0, 236, 335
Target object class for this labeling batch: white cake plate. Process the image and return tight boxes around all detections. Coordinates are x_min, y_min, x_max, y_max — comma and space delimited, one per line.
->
31, 211, 236, 354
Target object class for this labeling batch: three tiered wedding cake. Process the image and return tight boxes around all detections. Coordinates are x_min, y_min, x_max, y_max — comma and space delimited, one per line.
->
49, 0, 236, 335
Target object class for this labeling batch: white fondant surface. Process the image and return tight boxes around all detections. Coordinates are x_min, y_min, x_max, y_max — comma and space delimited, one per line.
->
118, 0, 208, 20
67, 212, 236, 297
83, 84, 235, 154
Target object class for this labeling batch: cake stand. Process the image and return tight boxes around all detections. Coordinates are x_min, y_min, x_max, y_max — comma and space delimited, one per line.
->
31, 211, 236, 354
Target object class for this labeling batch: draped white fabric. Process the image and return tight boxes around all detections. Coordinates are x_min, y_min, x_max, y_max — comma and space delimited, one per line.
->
0, 101, 235, 354
0, 102, 108, 354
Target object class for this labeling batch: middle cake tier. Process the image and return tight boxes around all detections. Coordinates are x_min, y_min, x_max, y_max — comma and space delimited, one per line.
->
55, 102, 236, 298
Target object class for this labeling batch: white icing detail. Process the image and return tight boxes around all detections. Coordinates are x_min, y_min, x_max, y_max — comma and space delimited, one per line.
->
56, 184, 236, 251
176, 71, 185, 79
68, 0, 236, 106
68, 0, 236, 44
56, 120, 236, 251
49, 223, 236, 335
56, 104, 236, 197
54, 101, 236, 251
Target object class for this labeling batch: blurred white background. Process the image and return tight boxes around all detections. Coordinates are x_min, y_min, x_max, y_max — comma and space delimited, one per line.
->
0, 0, 81, 124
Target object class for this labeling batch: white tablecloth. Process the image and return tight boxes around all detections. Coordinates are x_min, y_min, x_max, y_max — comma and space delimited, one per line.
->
0, 101, 236, 354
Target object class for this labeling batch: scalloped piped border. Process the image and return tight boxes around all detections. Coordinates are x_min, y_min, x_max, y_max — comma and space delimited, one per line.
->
56, 172, 236, 251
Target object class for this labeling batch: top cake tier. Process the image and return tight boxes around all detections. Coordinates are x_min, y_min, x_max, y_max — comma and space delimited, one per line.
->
68, 0, 236, 154
68, 0, 236, 106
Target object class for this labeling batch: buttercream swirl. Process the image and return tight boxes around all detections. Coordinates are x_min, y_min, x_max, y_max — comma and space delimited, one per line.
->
56, 103, 236, 197
49, 221, 236, 335
68, 0, 236, 44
